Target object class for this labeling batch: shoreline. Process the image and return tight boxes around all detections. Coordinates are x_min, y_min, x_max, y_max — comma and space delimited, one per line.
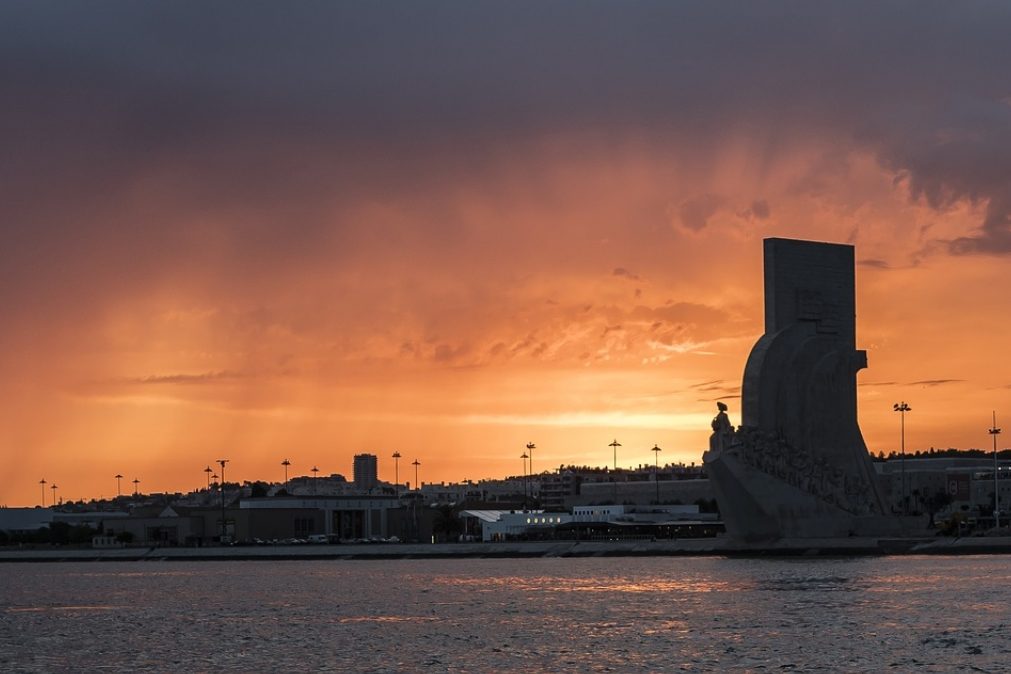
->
3, 536, 1011, 562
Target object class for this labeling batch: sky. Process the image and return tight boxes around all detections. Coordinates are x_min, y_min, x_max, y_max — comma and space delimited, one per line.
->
2, 2, 1010, 506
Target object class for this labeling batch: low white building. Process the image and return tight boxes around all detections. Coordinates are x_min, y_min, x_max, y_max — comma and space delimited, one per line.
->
572, 504, 704, 524
460, 510, 572, 542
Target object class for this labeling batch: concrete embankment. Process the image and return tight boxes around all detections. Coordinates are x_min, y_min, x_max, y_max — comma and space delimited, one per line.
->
0, 539, 725, 562
2, 536, 1010, 562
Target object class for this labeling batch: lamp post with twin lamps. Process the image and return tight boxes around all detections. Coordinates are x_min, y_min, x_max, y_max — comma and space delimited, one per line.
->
989, 412, 1001, 529
651, 444, 662, 504
893, 402, 911, 515
217, 459, 229, 542
281, 458, 291, 492
392, 452, 401, 498
520, 451, 529, 510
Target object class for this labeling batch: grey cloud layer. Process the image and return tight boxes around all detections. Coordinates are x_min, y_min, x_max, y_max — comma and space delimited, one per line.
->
2, 1, 1010, 322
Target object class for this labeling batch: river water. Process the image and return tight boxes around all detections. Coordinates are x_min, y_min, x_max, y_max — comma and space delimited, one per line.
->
1, 555, 1009, 672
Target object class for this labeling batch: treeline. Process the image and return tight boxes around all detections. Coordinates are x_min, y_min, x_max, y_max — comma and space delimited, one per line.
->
0, 522, 118, 546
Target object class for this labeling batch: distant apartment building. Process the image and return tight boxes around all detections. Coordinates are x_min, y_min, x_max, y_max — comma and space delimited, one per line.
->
353, 453, 379, 490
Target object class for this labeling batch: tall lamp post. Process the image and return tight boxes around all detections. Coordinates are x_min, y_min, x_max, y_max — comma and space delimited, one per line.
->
51, 483, 58, 506
203, 466, 212, 490
115, 474, 123, 496
217, 459, 229, 542
412, 459, 421, 491
392, 452, 401, 498
520, 451, 529, 510
609, 439, 621, 471
132, 478, 140, 496
39, 478, 47, 507
893, 402, 911, 515
311, 465, 319, 494
609, 439, 622, 504
281, 458, 291, 492
525, 443, 535, 505
651, 444, 662, 504
989, 412, 1002, 529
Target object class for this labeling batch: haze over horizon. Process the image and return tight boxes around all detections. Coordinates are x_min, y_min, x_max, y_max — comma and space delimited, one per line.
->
3, 3, 1011, 506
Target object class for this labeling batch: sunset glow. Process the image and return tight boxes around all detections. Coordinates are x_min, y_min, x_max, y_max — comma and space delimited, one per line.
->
2, 3, 1010, 505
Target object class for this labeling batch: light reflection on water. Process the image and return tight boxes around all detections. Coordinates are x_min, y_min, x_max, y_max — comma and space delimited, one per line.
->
2, 555, 1010, 672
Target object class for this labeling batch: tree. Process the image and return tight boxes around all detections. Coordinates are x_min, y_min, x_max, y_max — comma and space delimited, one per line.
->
431, 505, 463, 543
924, 490, 953, 527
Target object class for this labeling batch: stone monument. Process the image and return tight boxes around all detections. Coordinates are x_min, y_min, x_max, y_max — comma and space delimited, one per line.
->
703, 238, 899, 540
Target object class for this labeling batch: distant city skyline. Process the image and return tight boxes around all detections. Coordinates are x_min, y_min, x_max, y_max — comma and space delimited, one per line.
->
3, 3, 1011, 506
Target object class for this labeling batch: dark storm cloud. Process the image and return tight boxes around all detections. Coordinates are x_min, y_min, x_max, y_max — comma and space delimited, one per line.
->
1, 0, 1010, 324
4, 3, 1009, 150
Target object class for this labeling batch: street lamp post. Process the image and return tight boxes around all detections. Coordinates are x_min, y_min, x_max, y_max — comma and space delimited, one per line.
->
412, 459, 421, 491
609, 439, 622, 504
51, 483, 58, 506
217, 459, 229, 542
989, 411, 1002, 529
203, 466, 212, 490
39, 478, 47, 507
521, 452, 529, 510
525, 443, 535, 505
115, 474, 123, 496
651, 444, 662, 504
281, 458, 291, 491
893, 402, 911, 515
132, 478, 140, 496
311, 465, 319, 494
392, 452, 401, 498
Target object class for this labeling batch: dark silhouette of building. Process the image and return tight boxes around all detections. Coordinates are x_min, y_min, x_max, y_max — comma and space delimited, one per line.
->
353, 454, 378, 491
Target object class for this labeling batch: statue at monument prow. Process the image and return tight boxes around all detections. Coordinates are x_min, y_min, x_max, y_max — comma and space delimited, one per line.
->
703, 237, 901, 541
709, 401, 734, 453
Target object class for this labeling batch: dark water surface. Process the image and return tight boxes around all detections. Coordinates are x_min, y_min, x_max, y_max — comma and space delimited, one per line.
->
2, 555, 1009, 672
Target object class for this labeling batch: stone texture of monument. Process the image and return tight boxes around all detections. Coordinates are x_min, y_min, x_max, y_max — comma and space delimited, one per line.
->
703, 238, 900, 541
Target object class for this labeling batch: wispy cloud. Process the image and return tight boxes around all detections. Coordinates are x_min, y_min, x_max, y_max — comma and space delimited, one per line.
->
461, 411, 713, 431
125, 371, 247, 386
908, 379, 964, 387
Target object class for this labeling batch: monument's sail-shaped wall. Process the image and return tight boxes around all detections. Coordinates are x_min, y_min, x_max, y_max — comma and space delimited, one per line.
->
703, 238, 899, 540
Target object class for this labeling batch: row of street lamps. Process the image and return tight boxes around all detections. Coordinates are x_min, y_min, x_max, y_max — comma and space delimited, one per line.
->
38, 474, 142, 507
34, 405, 1006, 523
519, 440, 666, 507
264, 454, 425, 498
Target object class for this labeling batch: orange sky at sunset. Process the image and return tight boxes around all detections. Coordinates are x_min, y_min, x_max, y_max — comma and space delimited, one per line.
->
2, 4, 1010, 505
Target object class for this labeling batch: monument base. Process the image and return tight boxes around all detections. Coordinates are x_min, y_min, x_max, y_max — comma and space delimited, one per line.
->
704, 445, 903, 542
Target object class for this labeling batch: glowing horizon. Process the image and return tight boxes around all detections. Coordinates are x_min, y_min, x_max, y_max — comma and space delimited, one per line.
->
3, 3, 1011, 506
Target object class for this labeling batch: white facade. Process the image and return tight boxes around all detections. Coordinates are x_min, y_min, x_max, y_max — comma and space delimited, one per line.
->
462, 510, 572, 542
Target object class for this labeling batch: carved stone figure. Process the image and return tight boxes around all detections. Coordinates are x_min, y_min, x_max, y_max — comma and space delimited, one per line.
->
709, 401, 734, 452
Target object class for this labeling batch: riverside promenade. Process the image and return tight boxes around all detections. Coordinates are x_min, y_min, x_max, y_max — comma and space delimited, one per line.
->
2, 536, 1010, 562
